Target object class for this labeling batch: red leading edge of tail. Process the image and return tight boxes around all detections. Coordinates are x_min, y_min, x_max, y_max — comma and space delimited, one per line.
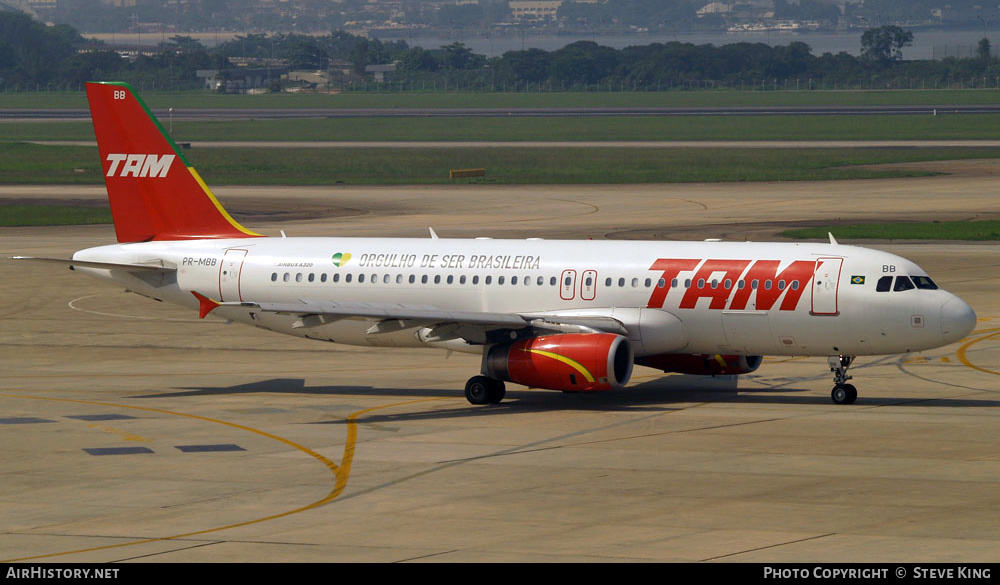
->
85, 81, 262, 243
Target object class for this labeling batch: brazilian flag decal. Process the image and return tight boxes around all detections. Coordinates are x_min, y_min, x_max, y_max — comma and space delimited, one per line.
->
851, 275, 866, 285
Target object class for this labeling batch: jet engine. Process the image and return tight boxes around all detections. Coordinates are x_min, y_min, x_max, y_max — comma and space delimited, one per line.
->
485, 333, 633, 392
637, 353, 763, 376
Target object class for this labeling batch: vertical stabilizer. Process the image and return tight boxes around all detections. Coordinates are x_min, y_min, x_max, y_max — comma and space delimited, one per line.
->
86, 82, 260, 243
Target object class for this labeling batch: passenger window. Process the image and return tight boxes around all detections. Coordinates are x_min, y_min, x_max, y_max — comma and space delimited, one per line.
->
408, 274, 415, 284
421, 275, 428, 284
333, 273, 340, 283
434, 275, 441, 284
485, 276, 492, 285
358, 274, 365, 283
345, 274, 353, 283
308, 273, 315, 283
605, 277, 612, 287
473, 275, 480, 285
321, 273, 327, 283
512, 276, 519, 285
876, 276, 892, 292
270, 273, 277, 282
894, 276, 915, 292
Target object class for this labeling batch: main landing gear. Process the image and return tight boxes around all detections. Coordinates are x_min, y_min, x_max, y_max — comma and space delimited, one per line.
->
465, 376, 506, 405
828, 355, 857, 405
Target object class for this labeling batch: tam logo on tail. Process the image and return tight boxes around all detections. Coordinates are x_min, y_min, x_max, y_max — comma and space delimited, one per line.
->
105, 154, 175, 178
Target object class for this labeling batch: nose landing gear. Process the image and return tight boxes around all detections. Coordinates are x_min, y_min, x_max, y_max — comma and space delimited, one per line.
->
828, 355, 857, 404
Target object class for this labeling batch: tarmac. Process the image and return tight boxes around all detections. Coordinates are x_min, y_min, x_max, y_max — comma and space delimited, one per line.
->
1, 161, 999, 562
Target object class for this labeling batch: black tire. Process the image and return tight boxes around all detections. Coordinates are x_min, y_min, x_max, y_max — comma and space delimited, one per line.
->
465, 376, 492, 405
487, 379, 506, 404
843, 383, 858, 404
831, 383, 857, 405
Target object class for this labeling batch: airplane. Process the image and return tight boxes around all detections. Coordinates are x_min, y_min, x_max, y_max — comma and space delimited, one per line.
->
14, 82, 978, 406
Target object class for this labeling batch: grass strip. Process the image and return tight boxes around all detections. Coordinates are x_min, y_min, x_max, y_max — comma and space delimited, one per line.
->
5, 142, 1000, 185
7, 113, 1000, 142
782, 221, 1000, 241
0, 205, 112, 226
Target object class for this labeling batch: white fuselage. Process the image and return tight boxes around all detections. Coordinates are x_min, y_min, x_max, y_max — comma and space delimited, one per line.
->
71, 236, 976, 360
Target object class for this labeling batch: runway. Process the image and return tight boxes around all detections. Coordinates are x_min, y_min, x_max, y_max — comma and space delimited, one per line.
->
2, 165, 1000, 562
5, 103, 1000, 122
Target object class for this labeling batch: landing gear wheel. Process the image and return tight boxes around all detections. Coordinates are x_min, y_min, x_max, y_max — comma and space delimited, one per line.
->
465, 376, 505, 405
827, 355, 858, 405
831, 383, 858, 405
487, 379, 506, 404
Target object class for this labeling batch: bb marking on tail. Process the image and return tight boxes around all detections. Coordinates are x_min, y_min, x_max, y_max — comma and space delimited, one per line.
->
86, 81, 261, 243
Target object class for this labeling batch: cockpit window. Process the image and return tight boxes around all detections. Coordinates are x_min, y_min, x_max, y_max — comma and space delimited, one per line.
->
876, 276, 893, 292
893, 276, 915, 292
912, 276, 938, 290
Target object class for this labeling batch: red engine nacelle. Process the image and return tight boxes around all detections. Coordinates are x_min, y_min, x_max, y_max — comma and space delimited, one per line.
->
637, 353, 763, 376
485, 333, 633, 392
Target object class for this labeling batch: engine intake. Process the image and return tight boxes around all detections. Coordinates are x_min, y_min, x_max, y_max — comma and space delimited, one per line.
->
486, 333, 633, 392
637, 353, 763, 376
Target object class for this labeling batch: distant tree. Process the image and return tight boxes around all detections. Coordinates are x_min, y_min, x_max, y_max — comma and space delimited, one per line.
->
440, 42, 483, 70
977, 38, 992, 60
860, 25, 914, 65
398, 47, 439, 72
497, 48, 551, 83
159, 36, 206, 53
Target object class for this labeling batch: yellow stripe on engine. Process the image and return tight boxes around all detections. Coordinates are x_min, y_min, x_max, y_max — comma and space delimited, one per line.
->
525, 349, 596, 382
187, 167, 262, 237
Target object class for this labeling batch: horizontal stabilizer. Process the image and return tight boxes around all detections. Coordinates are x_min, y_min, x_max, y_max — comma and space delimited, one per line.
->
11, 256, 175, 272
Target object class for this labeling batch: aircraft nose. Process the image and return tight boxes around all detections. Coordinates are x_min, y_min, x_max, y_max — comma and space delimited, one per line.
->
940, 296, 977, 343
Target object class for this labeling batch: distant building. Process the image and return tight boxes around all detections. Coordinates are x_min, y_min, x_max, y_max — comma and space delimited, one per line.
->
197, 68, 288, 92
697, 2, 732, 17
509, 1, 562, 22
365, 63, 396, 82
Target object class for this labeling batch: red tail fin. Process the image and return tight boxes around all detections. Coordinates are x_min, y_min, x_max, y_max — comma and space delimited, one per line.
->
86, 82, 261, 243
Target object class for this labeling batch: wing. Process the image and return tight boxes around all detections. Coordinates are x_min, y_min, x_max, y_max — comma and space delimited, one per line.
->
229, 299, 628, 344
